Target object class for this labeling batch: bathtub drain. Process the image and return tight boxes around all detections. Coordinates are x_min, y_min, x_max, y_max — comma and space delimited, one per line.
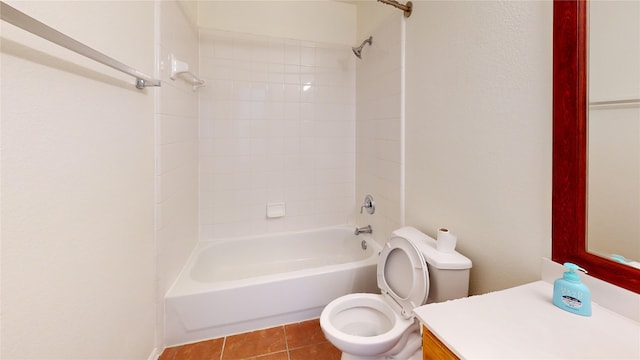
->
361, 240, 368, 250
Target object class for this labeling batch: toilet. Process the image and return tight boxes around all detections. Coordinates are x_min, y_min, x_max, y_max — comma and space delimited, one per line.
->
320, 226, 472, 360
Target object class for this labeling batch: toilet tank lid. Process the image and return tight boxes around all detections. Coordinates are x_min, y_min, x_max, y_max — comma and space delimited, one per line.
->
392, 227, 472, 270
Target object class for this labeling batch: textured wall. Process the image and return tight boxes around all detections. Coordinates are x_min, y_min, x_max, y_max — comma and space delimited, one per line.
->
405, 1, 553, 294
1, 1, 156, 358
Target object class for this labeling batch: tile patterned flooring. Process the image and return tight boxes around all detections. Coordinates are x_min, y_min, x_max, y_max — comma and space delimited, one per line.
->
159, 319, 342, 360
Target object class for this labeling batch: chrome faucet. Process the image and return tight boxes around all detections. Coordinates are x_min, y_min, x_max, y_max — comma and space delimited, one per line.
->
354, 225, 373, 235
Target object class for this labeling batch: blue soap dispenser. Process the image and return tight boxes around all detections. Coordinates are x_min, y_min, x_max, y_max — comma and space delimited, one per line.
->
553, 262, 592, 316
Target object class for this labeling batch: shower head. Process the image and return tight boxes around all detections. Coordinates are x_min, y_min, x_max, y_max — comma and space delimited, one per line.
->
352, 36, 373, 59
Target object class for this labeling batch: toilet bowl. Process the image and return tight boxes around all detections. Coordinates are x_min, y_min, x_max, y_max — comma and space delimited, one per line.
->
320, 294, 413, 356
320, 226, 472, 360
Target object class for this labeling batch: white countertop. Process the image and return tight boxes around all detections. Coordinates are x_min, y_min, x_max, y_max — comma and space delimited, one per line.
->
414, 281, 640, 359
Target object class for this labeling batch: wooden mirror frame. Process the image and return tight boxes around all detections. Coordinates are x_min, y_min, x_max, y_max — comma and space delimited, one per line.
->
552, 0, 640, 294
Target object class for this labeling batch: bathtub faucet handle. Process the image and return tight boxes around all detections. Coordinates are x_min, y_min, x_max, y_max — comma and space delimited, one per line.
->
354, 225, 372, 235
360, 194, 375, 215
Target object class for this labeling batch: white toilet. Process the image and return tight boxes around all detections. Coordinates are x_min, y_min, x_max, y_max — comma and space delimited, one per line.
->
320, 227, 472, 360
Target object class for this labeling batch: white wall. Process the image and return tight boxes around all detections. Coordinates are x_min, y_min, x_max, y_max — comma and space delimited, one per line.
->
1, 1, 156, 358
155, 0, 200, 351
198, 29, 356, 239
355, 0, 396, 42
404, 1, 553, 294
354, 6, 405, 244
198, 0, 356, 46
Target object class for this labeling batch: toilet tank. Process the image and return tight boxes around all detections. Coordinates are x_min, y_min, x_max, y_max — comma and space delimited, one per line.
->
425, 264, 471, 303
391, 227, 472, 304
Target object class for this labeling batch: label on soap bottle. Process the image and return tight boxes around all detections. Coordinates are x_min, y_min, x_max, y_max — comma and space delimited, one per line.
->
560, 286, 584, 309
561, 295, 583, 309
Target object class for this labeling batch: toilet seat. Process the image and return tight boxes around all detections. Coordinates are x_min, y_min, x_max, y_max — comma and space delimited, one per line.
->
377, 236, 430, 319
320, 293, 417, 357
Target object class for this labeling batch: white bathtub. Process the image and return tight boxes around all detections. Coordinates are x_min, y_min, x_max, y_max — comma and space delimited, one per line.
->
165, 226, 381, 346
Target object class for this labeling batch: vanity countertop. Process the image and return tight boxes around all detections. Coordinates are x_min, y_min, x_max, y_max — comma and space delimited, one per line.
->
414, 281, 640, 359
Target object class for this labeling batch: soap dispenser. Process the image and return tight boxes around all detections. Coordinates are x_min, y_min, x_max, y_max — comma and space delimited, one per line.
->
553, 262, 592, 316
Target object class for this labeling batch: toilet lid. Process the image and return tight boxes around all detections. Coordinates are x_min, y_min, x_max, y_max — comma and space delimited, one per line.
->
377, 236, 429, 319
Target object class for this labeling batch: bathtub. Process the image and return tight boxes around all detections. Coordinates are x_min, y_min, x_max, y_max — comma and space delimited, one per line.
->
164, 225, 381, 346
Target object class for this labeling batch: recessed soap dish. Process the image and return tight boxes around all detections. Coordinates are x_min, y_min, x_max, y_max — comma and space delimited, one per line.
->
266, 202, 286, 218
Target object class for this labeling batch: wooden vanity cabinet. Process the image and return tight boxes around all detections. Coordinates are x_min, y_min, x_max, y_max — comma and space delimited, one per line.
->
422, 325, 459, 360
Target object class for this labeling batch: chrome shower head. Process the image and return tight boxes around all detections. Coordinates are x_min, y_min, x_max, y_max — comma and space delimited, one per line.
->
352, 36, 373, 59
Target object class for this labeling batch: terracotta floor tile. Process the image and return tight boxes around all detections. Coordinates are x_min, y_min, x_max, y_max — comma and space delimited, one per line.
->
158, 346, 179, 360
288, 342, 342, 360
285, 318, 328, 348
160, 319, 344, 360
161, 338, 224, 360
222, 326, 286, 359
251, 351, 289, 360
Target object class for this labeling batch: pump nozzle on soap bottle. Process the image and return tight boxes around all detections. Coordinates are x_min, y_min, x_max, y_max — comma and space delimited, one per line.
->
552, 262, 592, 316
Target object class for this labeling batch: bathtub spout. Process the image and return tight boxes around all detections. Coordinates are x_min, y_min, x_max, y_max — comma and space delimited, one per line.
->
354, 225, 372, 235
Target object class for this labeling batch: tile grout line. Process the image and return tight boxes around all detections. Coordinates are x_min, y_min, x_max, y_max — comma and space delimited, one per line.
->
282, 324, 291, 360
219, 336, 226, 360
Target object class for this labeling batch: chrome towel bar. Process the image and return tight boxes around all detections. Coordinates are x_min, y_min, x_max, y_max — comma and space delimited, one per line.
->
0, 1, 161, 89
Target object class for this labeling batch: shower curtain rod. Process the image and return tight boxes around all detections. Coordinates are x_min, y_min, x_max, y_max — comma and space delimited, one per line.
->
377, 0, 413, 18
0, 1, 161, 90
589, 98, 640, 108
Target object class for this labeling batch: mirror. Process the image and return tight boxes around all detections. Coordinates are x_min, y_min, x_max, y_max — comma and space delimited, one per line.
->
552, 0, 640, 294
586, 0, 640, 267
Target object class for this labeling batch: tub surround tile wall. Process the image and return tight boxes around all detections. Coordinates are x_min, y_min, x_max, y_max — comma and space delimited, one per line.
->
198, 30, 356, 240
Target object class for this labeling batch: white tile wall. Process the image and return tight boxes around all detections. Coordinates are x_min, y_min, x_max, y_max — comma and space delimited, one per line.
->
199, 30, 356, 240
355, 14, 404, 244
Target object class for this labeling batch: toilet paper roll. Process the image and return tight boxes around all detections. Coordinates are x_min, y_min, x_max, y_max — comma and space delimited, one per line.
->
436, 227, 457, 253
